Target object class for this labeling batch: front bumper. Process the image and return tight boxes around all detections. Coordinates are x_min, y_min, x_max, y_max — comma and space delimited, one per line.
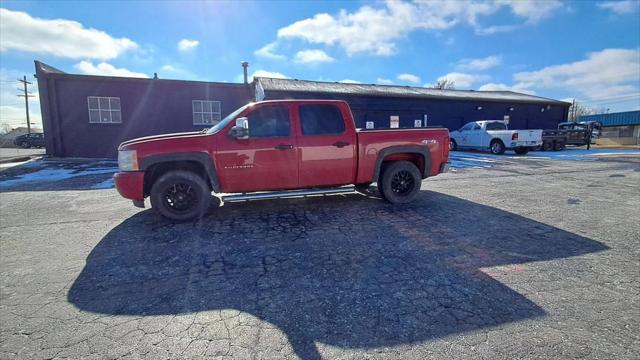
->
113, 171, 145, 201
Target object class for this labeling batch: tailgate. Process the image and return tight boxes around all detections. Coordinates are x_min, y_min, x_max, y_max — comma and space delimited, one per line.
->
517, 130, 542, 142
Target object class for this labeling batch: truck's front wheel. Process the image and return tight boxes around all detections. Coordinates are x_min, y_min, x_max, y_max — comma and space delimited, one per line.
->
379, 161, 422, 204
150, 170, 211, 221
490, 139, 505, 155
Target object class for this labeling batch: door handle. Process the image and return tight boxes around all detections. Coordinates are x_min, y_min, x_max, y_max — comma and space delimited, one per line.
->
332, 141, 350, 148
274, 144, 293, 150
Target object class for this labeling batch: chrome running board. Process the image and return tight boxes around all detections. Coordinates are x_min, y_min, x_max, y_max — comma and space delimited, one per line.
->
221, 186, 356, 203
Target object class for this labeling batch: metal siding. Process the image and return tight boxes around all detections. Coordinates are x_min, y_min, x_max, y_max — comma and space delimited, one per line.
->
578, 111, 640, 127
265, 90, 567, 131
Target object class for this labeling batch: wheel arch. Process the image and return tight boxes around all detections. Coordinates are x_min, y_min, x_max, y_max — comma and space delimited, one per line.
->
372, 146, 432, 181
140, 152, 220, 195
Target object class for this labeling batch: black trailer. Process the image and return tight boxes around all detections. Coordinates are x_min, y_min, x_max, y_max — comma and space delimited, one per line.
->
540, 129, 589, 151
540, 121, 602, 151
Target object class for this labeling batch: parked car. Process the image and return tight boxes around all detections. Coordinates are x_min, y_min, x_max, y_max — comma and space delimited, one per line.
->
449, 120, 542, 155
114, 100, 451, 221
14, 133, 45, 148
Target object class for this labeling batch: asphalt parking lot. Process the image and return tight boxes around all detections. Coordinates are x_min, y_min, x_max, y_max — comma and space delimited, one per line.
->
1, 152, 639, 359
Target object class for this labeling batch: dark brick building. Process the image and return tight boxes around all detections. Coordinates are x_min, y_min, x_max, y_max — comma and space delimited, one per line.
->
35, 61, 570, 158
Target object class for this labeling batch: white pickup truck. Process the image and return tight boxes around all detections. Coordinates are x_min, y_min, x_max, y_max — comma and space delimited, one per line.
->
449, 120, 543, 155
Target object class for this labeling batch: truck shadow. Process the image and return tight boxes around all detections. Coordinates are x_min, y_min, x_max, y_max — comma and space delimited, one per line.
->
68, 191, 608, 359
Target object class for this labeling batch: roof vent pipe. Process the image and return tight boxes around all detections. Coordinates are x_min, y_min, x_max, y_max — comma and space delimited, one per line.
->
241, 61, 249, 84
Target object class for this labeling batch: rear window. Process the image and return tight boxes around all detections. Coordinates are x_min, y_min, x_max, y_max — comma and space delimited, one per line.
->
299, 104, 345, 135
486, 122, 507, 130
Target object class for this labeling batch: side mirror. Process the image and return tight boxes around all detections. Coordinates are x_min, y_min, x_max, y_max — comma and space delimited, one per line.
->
229, 117, 249, 139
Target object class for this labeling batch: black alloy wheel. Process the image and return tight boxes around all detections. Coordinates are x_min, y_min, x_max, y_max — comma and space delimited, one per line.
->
163, 182, 199, 214
378, 161, 422, 204
390, 170, 415, 196
150, 170, 212, 221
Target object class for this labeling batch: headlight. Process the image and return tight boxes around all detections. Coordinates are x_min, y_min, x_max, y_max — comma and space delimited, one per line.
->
118, 150, 139, 171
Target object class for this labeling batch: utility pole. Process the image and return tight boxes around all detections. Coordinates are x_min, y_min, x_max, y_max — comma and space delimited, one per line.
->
17, 75, 35, 134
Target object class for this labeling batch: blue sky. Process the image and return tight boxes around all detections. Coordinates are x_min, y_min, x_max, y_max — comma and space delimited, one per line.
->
1, 0, 639, 129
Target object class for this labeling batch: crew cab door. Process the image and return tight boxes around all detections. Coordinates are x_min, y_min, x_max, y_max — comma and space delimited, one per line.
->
466, 122, 484, 148
296, 103, 356, 187
453, 122, 476, 148
215, 104, 298, 193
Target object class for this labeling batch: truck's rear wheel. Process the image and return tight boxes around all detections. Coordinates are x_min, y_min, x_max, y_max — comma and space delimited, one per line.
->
542, 140, 553, 151
150, 170, 211, 221
553, 140, 565, 151
490, 139, 505, 155
514, 147, 529, 155
379, 161, 421, 204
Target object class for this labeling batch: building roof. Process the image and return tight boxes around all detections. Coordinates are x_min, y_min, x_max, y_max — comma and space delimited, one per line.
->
34, 60, 249, 88
256, 77, 571, 106
578, 110, 640, 127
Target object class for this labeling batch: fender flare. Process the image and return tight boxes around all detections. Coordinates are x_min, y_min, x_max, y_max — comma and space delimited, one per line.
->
140, 152, 220, 192
372, 146, 432, 181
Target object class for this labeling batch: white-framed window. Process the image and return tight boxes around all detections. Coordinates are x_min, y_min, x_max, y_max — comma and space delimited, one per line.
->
88, 96, 122, 124
192, 100, 221, 125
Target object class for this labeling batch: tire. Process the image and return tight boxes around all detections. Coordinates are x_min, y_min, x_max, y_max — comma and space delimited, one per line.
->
378, 161, 422, 204
553, 141, 565, 151
542, 140, 553, 151
150, 170, 212, 221
514, 147, 529, 155
20, 141, 30, 149
449, 139, 458, 151
490, 139, 505, 155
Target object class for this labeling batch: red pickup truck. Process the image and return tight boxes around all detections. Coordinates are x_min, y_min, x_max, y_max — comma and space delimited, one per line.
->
114, 100, 450, 221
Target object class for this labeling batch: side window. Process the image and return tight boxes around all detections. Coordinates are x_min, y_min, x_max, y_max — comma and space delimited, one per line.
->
192, 100, 221, 125
486, 122, 507, 130
299, 104, 345, 135
88, 96, 121, 124
461, 122, 474, 131
473, 124, 481, 130
247, 106, 290, 138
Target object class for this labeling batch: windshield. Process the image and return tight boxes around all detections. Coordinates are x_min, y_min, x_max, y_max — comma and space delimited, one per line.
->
206, 103, 253, 134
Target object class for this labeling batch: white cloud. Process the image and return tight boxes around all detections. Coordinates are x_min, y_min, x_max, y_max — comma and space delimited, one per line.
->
0, 70, 42, 129
496, 0, 563, 24
254, 42, 285, 60
0, 105, 42, 129
475, 24, 518, 35
0, 8, 137, 60
339, 79, 361, 84
456, 55, 502, 71
596, 1, 639, 14
177, 39, 199, 51
74, 61, 148, 78
397, 73, 421, 84
294, 49, 334, 64
251, 70, 288, 79
437, 72, 487, 88
159, 64, 197, 80
377, 78, 394, 85
276, 1, 561, 56
478, 83, 536, 95
479, 48, 640, 104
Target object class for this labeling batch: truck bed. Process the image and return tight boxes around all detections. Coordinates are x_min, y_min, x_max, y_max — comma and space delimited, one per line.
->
355, 127, 450, 183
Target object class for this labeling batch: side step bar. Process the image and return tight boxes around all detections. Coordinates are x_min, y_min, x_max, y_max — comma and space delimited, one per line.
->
221, 186, 356, 203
